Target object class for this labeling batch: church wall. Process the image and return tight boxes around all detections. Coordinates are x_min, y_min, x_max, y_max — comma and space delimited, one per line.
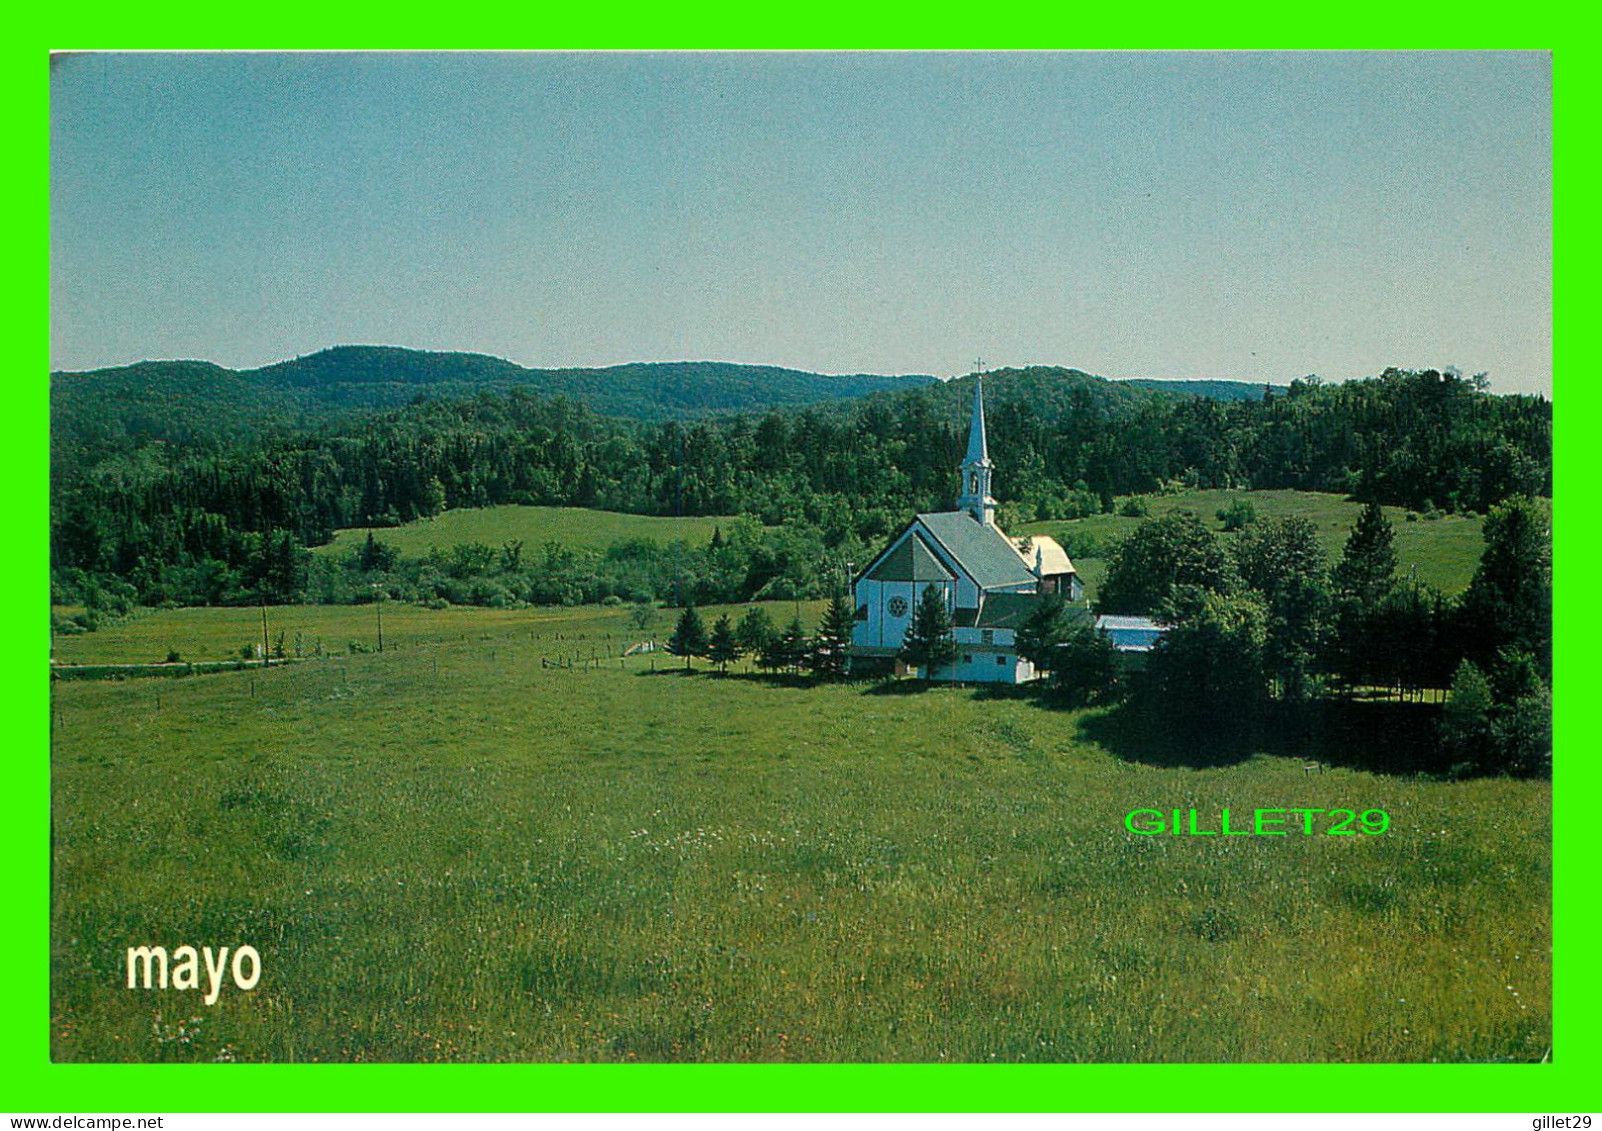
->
939, 647, 1036, 684
852, 577, 957, 653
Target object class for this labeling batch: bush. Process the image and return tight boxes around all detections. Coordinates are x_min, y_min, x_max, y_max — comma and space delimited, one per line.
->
1216, 499, 1257, 532
1119, 496, 1151, 518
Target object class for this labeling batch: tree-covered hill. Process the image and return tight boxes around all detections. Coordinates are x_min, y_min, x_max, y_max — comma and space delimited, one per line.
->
51, 358, 1548, 615
51, 345, 1295, 475
50, 346, 942, 465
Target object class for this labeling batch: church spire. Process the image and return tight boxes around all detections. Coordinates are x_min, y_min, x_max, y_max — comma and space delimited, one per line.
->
964, 377, 989, 465
956, 376, 997, 526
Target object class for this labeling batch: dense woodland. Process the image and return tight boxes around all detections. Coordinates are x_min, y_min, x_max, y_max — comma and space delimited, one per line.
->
52, 365, 1549, 615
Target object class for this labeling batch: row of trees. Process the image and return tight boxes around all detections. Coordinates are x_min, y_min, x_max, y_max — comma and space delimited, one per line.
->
662, 596, 858, 678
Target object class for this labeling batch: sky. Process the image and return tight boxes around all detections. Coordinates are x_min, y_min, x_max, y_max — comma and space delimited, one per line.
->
49, 51, 1552, 394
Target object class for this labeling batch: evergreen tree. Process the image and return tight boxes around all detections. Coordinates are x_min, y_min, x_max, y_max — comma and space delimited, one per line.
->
763, 615, 810, 673
735, 606, 776, 657
666, 605, 708, 671
358, 530, 399, 572
1337, 502, 1398, 604
899, 585, 958, 678
1016, 594, 1117, 703
707, 613, 741, 673
810, 592, 857, 680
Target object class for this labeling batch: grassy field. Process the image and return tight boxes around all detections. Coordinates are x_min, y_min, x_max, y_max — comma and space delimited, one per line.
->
1020, 489, 1502, 596
50, 603, 1550, 1063
313, 506, 743, 559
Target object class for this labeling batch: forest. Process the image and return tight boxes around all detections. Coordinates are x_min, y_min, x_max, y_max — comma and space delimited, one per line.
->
50, 365, 1550, 616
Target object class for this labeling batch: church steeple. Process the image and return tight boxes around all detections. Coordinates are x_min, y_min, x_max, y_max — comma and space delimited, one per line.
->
956, 377, 997, 526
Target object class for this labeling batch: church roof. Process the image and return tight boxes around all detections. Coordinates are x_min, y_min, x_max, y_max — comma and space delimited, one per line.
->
1012, 534, 1077, 577
974, 592, 1041, 628
864, 531, 956, 583
916, 511, 1040, 590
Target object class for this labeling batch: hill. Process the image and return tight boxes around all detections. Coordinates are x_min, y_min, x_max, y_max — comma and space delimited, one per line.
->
51, 348, 1300, 474
50, 346, 942, 463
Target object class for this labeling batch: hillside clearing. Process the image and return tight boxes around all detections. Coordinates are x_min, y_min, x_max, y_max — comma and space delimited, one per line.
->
313, 506, 745, 560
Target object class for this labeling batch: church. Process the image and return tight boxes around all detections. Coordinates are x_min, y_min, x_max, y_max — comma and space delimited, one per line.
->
851, 378, 1084, 683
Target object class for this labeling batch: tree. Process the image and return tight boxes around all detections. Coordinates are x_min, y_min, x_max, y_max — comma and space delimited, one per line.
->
666, 605, 708, 671
629, 602, 656, 633
1337, 502, 1397, 605
1016, 594, 1118, 704
735, 606, 775, 657
1368, 579, 1451, 699
707, 614, 741, 673
1098, 512, 1237, 615
1441, 660, 1496, 775
763, 615, 810, 673
420, 476, 447, 518
899, 584, 958, 678
1145, 590, 1269, 740
1494, 677, 1552, 779
1460, 496, 1551, 678
1232, 517, 1330, 700
810, 593, 856, 680
1216, 498, 1256, 532
357, 531, 399, 573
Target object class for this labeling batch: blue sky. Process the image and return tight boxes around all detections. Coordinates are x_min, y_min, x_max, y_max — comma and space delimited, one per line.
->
50, 51, 1552, 394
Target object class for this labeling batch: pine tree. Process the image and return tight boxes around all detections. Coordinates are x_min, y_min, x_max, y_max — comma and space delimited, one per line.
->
735, 606, 775, 656
811, 593, 856, 680
1337, 502, 1397, 604
763, 615, 809, 673
707, 614, 741, 673
899, 585, 958, 678
666, 605, 708, 671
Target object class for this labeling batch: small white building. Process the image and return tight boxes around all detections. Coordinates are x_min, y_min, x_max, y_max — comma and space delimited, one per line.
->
851, 378, 1084, 683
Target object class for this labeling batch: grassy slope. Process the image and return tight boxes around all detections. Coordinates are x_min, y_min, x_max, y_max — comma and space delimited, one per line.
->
49, 601, 811, 667
51, 604, 1549, 1063
312, 507, 741, 560
1020, 489, 1495, 596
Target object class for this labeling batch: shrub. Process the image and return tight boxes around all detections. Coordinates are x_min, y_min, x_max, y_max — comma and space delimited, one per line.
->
1216, 499, 1257, 531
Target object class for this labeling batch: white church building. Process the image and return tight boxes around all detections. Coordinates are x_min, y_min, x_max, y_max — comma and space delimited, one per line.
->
851, 378, 1085, 683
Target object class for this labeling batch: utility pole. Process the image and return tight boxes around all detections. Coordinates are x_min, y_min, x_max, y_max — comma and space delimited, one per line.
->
372, 583, 384, 653
260, 603, 270, 668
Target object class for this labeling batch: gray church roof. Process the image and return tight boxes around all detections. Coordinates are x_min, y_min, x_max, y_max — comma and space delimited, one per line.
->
916, 511, 1040, 590
974, 592, 1041, 628
864, 531, 956, 582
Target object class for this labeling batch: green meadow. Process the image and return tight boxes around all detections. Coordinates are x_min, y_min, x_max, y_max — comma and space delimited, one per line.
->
1021, 489, 1501, 596
50, 601, 1550, 1063
313, 506, 746, 560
